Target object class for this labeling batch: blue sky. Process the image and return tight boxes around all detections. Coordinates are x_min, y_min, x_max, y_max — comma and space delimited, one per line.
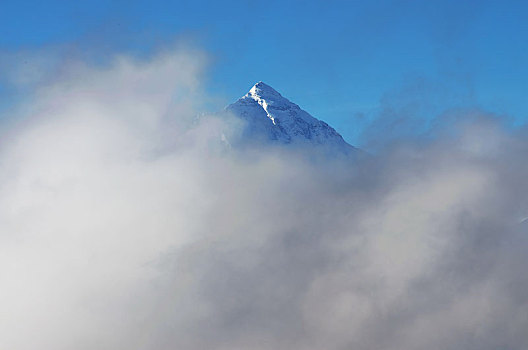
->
1, 0, 527, 145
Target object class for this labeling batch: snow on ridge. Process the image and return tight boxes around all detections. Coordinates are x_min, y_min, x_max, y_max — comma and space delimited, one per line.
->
248, 84, 278, 125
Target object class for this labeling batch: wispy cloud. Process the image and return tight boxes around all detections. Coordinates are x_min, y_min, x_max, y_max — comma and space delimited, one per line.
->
0, 48, 527, 350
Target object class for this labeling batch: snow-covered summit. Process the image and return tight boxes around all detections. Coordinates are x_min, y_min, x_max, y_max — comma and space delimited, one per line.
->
248, 81, 284, 102
225, 82, 357, 154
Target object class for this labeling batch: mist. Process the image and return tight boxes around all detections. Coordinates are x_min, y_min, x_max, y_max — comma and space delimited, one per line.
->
1, 49, 527, 350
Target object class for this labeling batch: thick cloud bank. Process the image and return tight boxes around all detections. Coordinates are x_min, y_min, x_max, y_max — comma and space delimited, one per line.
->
0, 50, 527, 350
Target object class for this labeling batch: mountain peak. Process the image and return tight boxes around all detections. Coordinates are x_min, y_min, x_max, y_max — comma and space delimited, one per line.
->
246, 81, 290, 108
225, 82, 357, 155
248, 81, 281, 98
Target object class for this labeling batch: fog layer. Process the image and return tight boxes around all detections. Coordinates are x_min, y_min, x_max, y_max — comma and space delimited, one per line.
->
1, 50, 527, 350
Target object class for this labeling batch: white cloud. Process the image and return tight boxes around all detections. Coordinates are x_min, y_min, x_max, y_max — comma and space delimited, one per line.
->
0, 48, 527, 350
